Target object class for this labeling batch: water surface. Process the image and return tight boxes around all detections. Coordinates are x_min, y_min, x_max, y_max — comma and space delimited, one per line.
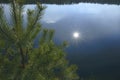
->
42, 3, 120, 80
2, 3, 120, 80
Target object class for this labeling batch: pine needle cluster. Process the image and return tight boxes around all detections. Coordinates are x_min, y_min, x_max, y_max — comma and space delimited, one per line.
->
0, 0, 79, 80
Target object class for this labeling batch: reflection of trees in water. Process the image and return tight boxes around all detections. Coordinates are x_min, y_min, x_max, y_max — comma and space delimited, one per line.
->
0, 0, 120, 4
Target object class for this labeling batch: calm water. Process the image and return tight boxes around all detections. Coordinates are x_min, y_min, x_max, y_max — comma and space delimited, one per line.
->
2, 3, 120, 80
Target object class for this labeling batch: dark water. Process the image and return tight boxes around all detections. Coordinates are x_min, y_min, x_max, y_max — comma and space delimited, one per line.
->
2, 3, 120, 80
41, 4, 120, 80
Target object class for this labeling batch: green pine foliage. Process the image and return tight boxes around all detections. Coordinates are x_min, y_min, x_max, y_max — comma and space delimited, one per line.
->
0, 0, 79, 80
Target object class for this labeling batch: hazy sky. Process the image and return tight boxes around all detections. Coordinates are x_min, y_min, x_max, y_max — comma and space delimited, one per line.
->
41, 3, 120, 43
2, 3, 120, 43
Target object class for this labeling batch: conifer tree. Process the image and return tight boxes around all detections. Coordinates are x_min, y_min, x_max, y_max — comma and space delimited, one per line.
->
0, 0, 79, 80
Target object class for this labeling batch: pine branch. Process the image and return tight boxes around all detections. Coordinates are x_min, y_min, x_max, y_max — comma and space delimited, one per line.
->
11, 0, 18, 27
21, 4, 44, 46
19, 45, 25, 68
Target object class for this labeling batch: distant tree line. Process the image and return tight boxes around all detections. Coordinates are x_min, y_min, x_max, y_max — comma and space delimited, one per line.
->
0, 0, 120, 4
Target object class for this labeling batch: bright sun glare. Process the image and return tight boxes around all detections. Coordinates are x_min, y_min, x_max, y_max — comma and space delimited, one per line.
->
73, 32, 80, 38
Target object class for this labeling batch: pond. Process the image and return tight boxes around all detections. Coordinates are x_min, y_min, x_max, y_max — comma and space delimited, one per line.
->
2, 3, 120, 80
